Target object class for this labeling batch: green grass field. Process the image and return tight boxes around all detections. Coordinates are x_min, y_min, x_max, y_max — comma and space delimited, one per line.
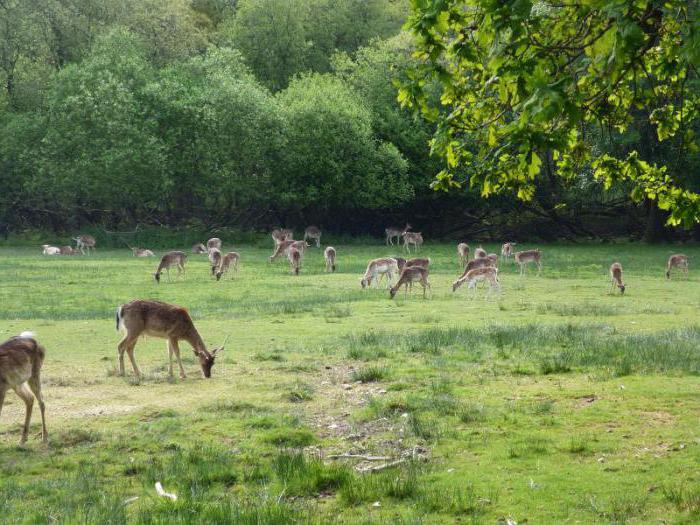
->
0, 241, 698, 524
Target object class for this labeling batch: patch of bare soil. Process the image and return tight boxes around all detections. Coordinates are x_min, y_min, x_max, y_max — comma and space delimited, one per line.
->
305, 364, 430, 471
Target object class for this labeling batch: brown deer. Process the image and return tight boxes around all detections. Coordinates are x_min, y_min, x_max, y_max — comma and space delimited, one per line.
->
666, 254, 689, 279
361, 258, 399, 288
0, 332, 48, 444
457, 243, 470, 267
389, 266, 431, 299
474, 247, 487, 259
385, 223, 411, 246
73, 234, 96, 255
216, 252, 240, 280
132, 248, 155, 257
154, 251, 187, 283
269, 239, 296, 262
515, 249, 542, 276
324, 246, 336, 272
396, 258, 431, 293
501, 242, 516, 261
452, 267, 500, 297
288, 247, 302, 275
487, 253, 499, 268
208, 247, 222, 276
291, 240, 310, 254
59, 245, 77, 255
207, 238, 222, 251
454, 257, 496, 281
192, 243, 207, 254
116, 300, 225, 379
271, 229, 287, 244
402, 231, 424, 253
394, 256, 408, 271
609, 262, 625, 294
304, 226, 322, 248
406, 257, 430, 269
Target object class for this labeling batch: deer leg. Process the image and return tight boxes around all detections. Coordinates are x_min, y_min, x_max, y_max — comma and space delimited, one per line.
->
167, 340, 174, 377
14, 383, 34, 444
0, 386, 6, 418
117, 335, 131, 376
27, 377, 47, 443
537, 261, 542, 276
171, 339, 187, 379
125, 341, 141, 379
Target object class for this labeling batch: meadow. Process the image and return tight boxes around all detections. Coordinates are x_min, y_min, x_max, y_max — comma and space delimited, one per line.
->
0, 240, 698, 524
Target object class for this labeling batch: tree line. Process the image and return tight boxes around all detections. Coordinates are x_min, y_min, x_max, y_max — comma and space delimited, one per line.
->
1, 0, 698, 241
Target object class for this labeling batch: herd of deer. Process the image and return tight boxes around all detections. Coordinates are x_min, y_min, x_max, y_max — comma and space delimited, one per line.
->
2, 228, 690, 444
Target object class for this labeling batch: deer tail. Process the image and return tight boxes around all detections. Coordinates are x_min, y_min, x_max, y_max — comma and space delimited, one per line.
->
116, 306, 123, 331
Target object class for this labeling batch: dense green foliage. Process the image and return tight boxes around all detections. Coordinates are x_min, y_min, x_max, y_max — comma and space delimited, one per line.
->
403, 0, 700, 228
0, 0, 698, 239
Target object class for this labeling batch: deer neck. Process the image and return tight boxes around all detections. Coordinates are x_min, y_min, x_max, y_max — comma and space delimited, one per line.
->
185, 330, 209, 357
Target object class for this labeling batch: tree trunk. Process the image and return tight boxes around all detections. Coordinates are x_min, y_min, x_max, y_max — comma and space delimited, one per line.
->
642, 198, 666, 242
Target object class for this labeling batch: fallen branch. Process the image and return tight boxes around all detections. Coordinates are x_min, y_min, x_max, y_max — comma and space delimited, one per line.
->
356, 458, 408, 473
327, 454, 391, 461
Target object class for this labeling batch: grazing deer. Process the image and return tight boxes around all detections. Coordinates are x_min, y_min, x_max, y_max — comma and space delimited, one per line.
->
395, 258, 431, 293
609, 262, 625, 295
501, 242, 516, 261
269, 239, 294, 262
666, 254, 689, 279
515, 249, 542, 276
132, 248, 155, 257
453, 256, 496, 282
116, 300, 225, 379
361, 258, 399, 289
457, 243, 470, 267
288, 247, 302, 275
0, 332, 48, 444
192, 243, 207, 254
154, 251, 187, 283
324, 246, 336, 272
42, 245, 60, 255
385, 223, 411, 246
474, 247, 487, 259
394, 256, 408, 271
452, 267, 500, 297
402, 231, 424, 253
406, 257, 430, 269
389, 266, 431, 299
208, 247, 222, 276
207, 238, 222, 251
216, 252, 240, 280
304, 226, 322, 248
74, 234, 96, 255
59, 246, 76, 255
